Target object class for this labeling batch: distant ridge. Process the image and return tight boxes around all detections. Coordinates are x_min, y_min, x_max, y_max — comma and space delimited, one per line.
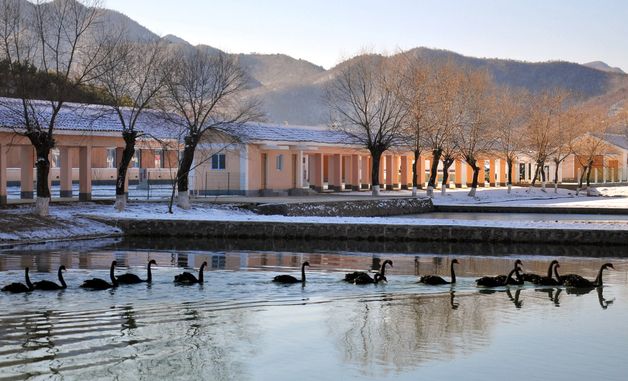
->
6, 0, 627, 126
583, 61, 625, 74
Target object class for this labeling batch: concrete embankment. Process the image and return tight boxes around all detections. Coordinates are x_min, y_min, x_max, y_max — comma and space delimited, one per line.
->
101, 218, 628, 246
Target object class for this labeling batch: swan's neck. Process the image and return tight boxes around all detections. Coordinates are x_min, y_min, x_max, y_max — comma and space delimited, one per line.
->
504, 268, 517, 285
25, 268, 33, 290
301, 264, 306, 283
199, 264, 205, 283
594, 266, 606, 286
450, 262, 456, 283
547, 263, 555, 278
110, 264, 118, 286
58, 268, 67, 289
147, 262, 153, 283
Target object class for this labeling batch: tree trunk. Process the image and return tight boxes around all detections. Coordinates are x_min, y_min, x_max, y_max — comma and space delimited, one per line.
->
540, 165, 546, 192
370, 150, 383, 196
27, 131, 54, 216
576, 165, 587, 196
553, 159, 560, 194
441, 156, 454, 195
176, 134, 199, 209
427, 148, 442, 197
412, 150, 420, 197
114, 131, 138, 212
585, 163, 593, 196
506, 158, 513, 194
467, 158, 479, 197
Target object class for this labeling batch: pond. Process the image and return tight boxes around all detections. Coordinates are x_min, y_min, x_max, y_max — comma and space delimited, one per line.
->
1, 239, 627, 380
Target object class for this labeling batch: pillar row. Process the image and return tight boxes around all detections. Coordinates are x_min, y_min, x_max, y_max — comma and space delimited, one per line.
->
79, 145, 92, 201
0, 143, 7, 205
20, 145, 34, 199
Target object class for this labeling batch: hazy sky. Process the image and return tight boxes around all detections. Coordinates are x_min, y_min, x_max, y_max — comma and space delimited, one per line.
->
105, 0, 628, 70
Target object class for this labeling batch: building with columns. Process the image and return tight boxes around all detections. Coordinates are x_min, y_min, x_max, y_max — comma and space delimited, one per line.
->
1, 97, 627, 204
0, 98, 180, 205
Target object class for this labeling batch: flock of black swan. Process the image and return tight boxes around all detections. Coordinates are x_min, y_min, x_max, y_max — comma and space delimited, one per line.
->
1, 258, 615, 293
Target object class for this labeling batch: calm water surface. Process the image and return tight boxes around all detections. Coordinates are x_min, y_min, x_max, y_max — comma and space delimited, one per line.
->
1, 241, 628, 380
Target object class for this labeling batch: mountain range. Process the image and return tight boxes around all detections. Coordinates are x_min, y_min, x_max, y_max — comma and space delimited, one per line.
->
9, 0, 628, 127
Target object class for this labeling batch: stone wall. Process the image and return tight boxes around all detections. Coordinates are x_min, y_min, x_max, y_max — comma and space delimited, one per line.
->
105, 218, 628, 246
252, 197, 434, 217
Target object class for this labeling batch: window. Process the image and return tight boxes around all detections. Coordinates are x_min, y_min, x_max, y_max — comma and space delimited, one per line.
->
211, 153, 226, 170
51, 148, 60, 168
131, 149, 141, 168
276, 154, 283, 171
154, 149, 162, 168
519, 163, 526, 181
106, 148, 116, 168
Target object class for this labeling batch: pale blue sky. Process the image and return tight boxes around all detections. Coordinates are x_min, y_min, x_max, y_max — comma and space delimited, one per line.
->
105, 0, 628, 70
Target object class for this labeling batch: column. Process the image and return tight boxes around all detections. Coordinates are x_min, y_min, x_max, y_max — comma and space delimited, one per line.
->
489, 159, 496, 187
460, 161, 468, 188
115, 147, 129, 195
378, 156, 385, 189
343, 155, 352, 189
328, 154, 342, 191
454, 160, 462, 188
350, 154, 360, 191
479, 160, 486, 187
296, 150, 304, 188
311, 153, 323, 192
400, 156, 409, 189
500, 159, 507, 185
59, 147, 73, 198
415, 156, 424, 189
392, 155, 400, 189
79, 145, 92, 201
362, 155, 371, 189
0, 143, 6, 205
20, 145, 34, 199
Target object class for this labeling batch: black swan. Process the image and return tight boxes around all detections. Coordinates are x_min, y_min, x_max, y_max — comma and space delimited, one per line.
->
476, 266, 520, 287
33, 265, 67, 290
476, 259, 522, 287
174, 261, 207, 284
345, 259, 393, 284
273, 261, 310, 284
534, 263, 562, 286
560, 263, 614, 288
1, 267, 33, 293
81, 261, 118, 290
522, 260, 558, 284
117, 259, 157, 284
419, 259, 459, 285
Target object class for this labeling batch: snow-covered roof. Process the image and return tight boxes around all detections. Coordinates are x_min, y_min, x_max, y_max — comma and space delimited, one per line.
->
603, 133, 628, 150
0, 97, 182, 139
222, 122, 361, 146
0, 97, 390, 147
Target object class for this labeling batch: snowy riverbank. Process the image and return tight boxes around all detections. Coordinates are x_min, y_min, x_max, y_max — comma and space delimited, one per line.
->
1, 186, 627, 245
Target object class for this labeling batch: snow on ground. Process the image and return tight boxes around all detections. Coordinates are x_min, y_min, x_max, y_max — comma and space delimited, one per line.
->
0, 204, 121, 243
2, 186, 627, 245
89, 188, 628, 230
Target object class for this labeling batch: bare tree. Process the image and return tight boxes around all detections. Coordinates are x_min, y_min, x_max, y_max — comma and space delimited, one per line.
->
423, 62, 463, 197
524, 90, 567, 192
398, 56, 435, 196
493, 89, 527, 193
0, 0, 108, 216
455, 69, 495, 197
96, 36, 169, 211
326, 55, 408, 196
549, 103, 582, 193
572, 109, 613, 196
160, 49, 261, 209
